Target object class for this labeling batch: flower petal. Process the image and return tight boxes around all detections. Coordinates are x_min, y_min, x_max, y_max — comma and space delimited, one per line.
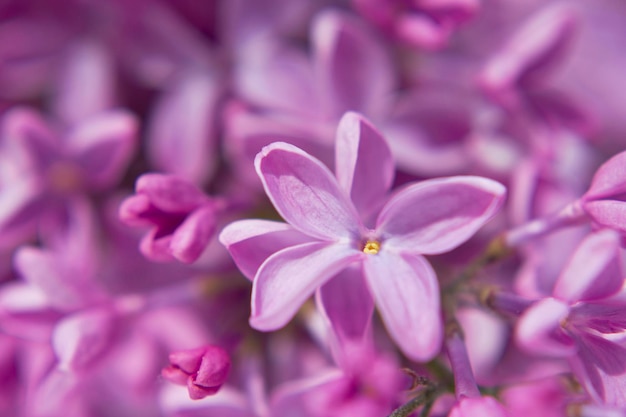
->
377, 176, 505, 254
334, 112, 394, 222
572, 332, 626, 406
312, 10, 393, 118
68, 110, 138, 188
317, 264, 374, 342
480, 4, 578, 104
170, 206, 217, 264
255, 142, 362, 240
553, 230, 623, 303
584, 200, 626, 235
147, 72, 220, 184
52, 308, 116, 372
516, 298, 576, 358
250, 241, 360, 331
363, 251, 442, 361
219, 219, 313, 280
136, 173, 208, 213
584, 151, 626, 200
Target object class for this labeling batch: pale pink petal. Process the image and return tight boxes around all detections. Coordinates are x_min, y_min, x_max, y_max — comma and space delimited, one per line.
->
219, 219, 312, 280
317, 264, 374, 341
68, 110, 138, 188
516, 298, 576, 358
250, 241, 361, 331
312, 10, 393, 118
334, 112, 394, 221
584, 151, 626, 200
136, 173, 207, 212
377, 176, 505, 254
584, 200, 626, 234
553, 230, 623, 303
363, 251, 442, 361
255, 142, 362, 240
52, 308, 116, 372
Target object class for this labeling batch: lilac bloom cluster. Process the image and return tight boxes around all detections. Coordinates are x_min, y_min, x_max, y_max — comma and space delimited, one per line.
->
0, 1, 626, 417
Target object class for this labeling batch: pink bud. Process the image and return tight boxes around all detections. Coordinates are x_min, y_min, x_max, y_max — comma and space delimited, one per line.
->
161, 345, 231, 400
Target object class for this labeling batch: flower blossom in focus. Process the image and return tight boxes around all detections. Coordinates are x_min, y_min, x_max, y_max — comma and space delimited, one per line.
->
221, 112, 505, 361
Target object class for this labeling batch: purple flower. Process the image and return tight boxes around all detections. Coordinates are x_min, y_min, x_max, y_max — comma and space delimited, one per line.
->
162, 345, 231, 400
119, 173, 222, 264
220, 112, 505, 361
517, 230, 626, 406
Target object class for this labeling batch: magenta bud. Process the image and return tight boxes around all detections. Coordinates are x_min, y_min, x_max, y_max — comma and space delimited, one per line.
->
161, 345, 231, 400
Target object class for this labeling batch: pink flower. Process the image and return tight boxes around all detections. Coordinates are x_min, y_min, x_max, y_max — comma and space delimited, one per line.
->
162, 345, 231, 400
220, 112, 505, 361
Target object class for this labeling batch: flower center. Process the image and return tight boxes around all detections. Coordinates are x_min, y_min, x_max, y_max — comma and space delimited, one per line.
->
362, 240, 381, 255
49, 161, 83, 194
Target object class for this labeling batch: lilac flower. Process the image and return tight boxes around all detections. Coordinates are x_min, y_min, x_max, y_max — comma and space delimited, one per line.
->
0, 107, 137, 244
221, 112, 505, 361
119, 173, 221, 263
162, 345, 231, 400
516, 230, 626, 406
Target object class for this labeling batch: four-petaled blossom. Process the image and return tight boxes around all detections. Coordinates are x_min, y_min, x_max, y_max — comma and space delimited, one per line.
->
220, 112, 505, 361
161, 345, 231, 400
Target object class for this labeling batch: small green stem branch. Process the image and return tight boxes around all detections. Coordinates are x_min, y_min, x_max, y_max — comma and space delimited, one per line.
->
386, 386, 439, 417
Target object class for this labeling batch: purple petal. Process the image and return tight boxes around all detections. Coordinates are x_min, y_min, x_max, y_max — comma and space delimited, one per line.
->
317, 264, 374, 341
572, 301, 626, 334
312, 10, 393, 118
250, 241, 360, 331
170, 206, 217, 264
516, 298, 576, 358
147, 72, 220, 184
480, 4, 578, 101
573, 332, 626, 406
553, 230, 623, 303
234, 38, 320, 119
255, 142, 362, 240
14, 247, 86, 311
136, 173, 208, 213
68, 110, 138, 188
219, 219, 313, 280
118, 194, 153, 227
334, 112, 394, 222
377, 176, 505, 255
140, 228, 175, 262
584, 151, 626, 200
52, 40, 115, 126
449, 396, 509, 417
2, 107, 59, 169
583, 200, 626, 234
363, 251, 442, 362
169, 347, 205, 373
52, 308, 116, 372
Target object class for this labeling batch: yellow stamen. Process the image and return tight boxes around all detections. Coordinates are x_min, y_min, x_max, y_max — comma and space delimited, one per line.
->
362, 240, 380, 255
